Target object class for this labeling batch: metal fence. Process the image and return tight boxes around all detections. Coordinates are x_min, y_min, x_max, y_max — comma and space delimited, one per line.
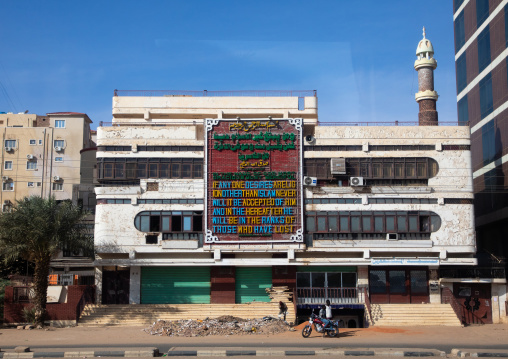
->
113, 89, 317, 97
317, 121, 467, 127
296, 287, 364, 305
13, 287, 33, 303
440, 267, 506, 279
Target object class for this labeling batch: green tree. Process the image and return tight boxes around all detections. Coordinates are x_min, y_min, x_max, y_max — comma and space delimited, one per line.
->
0, 196, 90, 326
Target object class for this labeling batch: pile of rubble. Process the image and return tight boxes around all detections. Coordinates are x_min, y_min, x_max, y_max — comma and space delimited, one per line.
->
144, 315, 292, 337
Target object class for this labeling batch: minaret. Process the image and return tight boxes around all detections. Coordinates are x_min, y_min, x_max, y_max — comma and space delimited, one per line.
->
414, 27, 438, 125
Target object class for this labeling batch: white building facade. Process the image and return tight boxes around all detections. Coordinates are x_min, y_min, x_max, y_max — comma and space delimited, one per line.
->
92, 89, 490, 323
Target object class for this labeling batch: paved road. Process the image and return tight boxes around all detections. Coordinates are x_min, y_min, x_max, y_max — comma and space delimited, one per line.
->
5, 341, 508, 353
2, 324, 508, 355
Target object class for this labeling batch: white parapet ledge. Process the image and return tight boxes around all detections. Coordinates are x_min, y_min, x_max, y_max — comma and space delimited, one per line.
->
95, 186, 141, 196
371, 186, 432, 194
312, 240, 433, 248
317, 186, 355, 194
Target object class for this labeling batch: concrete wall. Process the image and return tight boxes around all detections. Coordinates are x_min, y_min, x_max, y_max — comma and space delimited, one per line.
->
3, 285, 94, 325
112, 96, 318, 122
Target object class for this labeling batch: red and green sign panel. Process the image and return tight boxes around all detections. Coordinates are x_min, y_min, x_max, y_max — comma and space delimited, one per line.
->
205, 118, 303, 243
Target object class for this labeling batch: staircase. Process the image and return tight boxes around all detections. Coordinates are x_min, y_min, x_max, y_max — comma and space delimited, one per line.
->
79, 302, 296, 327
370, 303, 462, 326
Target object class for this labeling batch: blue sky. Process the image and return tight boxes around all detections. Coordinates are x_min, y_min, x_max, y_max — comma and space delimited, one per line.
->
0, 0, 456, 129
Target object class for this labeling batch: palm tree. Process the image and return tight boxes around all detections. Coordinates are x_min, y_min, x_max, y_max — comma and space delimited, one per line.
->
0, 196, 91, 326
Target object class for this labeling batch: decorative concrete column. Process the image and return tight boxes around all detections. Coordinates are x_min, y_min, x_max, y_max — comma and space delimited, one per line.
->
130, 266, 141, 304
95, 266, 103, 304
414, 27, 438, 126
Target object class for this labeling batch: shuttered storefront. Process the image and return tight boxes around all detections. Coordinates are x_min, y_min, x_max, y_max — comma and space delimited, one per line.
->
235, 267, 272, 303
141, 267, 211, 304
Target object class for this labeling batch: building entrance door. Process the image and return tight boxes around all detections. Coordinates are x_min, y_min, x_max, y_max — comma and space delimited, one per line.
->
102, 267, 130, 304
369, 267, 429, 304
453, 283, 492, 324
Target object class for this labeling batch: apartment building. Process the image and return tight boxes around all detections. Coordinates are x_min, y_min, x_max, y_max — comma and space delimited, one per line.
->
453, 0, 508, 320
0, 111, 96, 282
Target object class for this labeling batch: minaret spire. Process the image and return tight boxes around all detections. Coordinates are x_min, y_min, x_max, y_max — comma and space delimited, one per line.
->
414, 27, 438, 125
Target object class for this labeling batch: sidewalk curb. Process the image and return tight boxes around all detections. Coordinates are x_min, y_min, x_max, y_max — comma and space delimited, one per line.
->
0, 348, 159, 358
451, 349, 508, 358
13, 348, 508, 358
164, 349, 447, 357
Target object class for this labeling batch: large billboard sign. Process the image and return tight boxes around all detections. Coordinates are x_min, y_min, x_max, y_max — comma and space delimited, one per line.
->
205, 118, 303, 244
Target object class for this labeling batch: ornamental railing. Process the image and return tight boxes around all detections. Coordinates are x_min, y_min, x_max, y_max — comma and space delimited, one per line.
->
296, 287, 363, 304
13, 286, 33, 303
440, 267, 505, 279
318, 121, 467, 126
113, 89, 317, 97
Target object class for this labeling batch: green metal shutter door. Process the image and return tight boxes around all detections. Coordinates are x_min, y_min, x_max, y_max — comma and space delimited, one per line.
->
235, 267, 272, 303
141, 267, 210, 304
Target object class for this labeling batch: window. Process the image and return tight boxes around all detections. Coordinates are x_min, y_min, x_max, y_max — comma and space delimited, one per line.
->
55, 157, 63, 162
4, 161, 12, 170
136, 198, 204, 204
477, 26, 491, 73
54, 140, 65, 149
482, 120, 496, 165
305, 210, 441, 240
458, 95, 469, 125
304, 158, 331, 179
38, 140, 43, 145
134, 210, 203, 240
4, 139, 16, 148
455, 11, 465, 52
52, 182, 63, 191
505, 5, 508, 46
2, 202, 12, 212
98, 158, 204, 181
476, 0, 489, 28
2, 181, 14, 191
104, 199, 131, 204
99, 146, 132, 151
55, 120, 65, 128
484, 168, 499, 192
27, 182, 35, 187
479, 73, 493, 119
456, 53, 467, 93
135, 145, 204, 152
454, 0, 464, 12
29, 139, 36, 145
344, 158, 438, 180
296, 271, 357, 290
26, 161, 37, 170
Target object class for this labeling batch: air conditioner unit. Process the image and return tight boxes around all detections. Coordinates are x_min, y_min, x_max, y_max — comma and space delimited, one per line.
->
5, 147, 12, 152
303, 176, 317, 186
386, 233, 399, 241
2, 176, 9, 182
54, 146, 63, 152
53, 176, 61, 181
350, 176, 364, 186
27, 154, 34, 160
331, 158, 346, 174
